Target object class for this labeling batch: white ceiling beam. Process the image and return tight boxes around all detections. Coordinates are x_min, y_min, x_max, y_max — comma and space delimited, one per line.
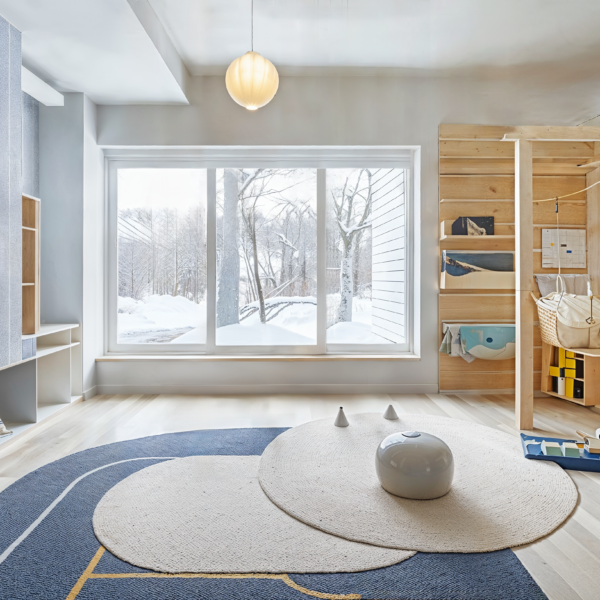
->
21, 66, 64, 107
127, 0, 191, 103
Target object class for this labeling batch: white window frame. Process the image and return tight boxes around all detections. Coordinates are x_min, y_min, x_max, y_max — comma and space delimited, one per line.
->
105, 147, 420, 356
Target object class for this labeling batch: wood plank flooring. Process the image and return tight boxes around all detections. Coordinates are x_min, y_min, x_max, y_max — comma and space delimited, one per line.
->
1, 392, 600, 600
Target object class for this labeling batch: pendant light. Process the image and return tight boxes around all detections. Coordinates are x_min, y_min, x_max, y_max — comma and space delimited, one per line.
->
226, 0, 279, 110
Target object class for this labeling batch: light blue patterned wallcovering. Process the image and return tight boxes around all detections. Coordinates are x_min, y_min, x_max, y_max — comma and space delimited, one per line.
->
0, 15, 24, 367
0, 17, 11, 368
22, 92, 39, 198
9, 23, 22, 365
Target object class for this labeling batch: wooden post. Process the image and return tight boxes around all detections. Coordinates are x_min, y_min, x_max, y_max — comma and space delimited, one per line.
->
515, 139, 534, 430
587, 147, 600, 295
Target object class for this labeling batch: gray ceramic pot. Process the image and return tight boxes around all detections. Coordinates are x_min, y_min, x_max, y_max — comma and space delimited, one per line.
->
375, 431, 454, 500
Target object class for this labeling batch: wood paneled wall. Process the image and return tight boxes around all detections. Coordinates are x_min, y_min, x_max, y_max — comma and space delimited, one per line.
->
439, 131, 594, 392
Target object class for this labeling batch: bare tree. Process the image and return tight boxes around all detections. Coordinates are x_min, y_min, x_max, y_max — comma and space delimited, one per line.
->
217, 169, 241, 327
331, 169, 373, 322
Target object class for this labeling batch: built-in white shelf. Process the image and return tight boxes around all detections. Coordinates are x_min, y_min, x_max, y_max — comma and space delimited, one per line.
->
36, 341, 80, 359
0, 324, 81, 448
22, 323, 79, 339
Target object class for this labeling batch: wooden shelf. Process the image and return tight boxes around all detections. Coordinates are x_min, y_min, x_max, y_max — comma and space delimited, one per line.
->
542, 390, 585, 405
440, 234, 515, 250
22, 194, 40, 335
440, 198, 515, 203
541, 341, 600, 406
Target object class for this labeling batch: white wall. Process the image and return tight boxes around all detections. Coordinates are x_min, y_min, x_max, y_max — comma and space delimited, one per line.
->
40, 93, 84, 327
40, 93, 104, 399
93, 74, 590, 395
83, 96, 104, 398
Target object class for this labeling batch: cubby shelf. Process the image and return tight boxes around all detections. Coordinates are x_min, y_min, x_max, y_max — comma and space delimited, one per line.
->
540, 341, 600, 406
22, 194, 40, 335
0, 323, 82, 447
36, 342, 80, 359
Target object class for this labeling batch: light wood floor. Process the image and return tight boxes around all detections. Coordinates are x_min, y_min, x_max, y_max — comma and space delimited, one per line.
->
1, 392, 600, 600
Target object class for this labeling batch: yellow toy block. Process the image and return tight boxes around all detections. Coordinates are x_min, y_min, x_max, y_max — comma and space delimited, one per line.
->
566, 351, 576, 358
549, 366, 561, 377
564, 369, 576, 378
558, 347, 566, 369
566, 358, 576, 369
565, 378, 574, 398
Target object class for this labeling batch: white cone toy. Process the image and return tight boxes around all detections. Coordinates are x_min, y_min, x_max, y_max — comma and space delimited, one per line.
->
383, 404, 399, 420
334, 407, 349, 427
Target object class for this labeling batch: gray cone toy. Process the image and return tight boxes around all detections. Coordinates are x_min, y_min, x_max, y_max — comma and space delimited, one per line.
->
334, 407, 349, 427
383, 405, 399, 420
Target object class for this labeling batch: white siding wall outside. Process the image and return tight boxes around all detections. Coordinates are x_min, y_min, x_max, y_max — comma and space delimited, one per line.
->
371, 170, 405, 343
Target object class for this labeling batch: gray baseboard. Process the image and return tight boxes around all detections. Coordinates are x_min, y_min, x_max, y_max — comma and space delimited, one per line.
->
95, 383, 439, 396
83, 385, 97, 400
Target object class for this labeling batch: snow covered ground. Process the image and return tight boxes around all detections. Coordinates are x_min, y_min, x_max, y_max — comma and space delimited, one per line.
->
216, 297, 317, 345
118, 295, 206, 344
118, 294, 393, 345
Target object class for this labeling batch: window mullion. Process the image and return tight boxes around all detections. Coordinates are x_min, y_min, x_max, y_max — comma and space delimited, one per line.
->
205, 168, 217, 354
316, 169, 327, 353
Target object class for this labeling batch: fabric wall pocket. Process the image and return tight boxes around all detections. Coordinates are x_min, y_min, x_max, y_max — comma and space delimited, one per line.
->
460, 325, 516, 360
441, 251, 515, 290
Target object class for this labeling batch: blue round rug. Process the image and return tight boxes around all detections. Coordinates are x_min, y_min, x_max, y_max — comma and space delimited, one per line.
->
0, 428, 547, 600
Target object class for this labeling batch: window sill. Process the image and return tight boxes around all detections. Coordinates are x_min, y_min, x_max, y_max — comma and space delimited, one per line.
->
96, 354, 420, 362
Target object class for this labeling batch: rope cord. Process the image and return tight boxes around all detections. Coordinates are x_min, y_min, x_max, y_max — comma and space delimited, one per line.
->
533, 178, 600, 202
556, 200, 561, 277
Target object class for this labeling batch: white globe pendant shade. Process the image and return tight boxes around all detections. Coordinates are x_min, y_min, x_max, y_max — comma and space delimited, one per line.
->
225, 51, 279, 110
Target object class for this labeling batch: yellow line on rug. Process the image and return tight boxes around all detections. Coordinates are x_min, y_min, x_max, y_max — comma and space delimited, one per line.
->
66, 546, 361, 600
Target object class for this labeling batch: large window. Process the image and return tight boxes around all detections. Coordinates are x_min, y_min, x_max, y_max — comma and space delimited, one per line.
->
107, 150, 417, 355
216, 169, 317, 347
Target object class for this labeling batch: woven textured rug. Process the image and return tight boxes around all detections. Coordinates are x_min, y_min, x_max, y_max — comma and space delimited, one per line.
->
259, 414, 577, 553
0, 428, 548, 599
93, 456, 414, 573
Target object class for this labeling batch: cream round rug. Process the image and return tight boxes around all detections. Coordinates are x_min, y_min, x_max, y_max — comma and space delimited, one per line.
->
258, 413, 578, 553
93, 455, 414, 573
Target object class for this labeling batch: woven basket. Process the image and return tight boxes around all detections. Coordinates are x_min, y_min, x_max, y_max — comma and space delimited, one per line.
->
537, 303, 561, 347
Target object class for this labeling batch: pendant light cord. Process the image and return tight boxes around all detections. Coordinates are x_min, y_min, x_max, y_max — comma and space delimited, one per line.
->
251, 0, 254, 51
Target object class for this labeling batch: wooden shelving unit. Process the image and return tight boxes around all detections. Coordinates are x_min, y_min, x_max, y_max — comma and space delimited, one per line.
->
540, 341, 600, 406
439, 125, 600, 429
22, 193, 40, 335
0, 324, 82, 447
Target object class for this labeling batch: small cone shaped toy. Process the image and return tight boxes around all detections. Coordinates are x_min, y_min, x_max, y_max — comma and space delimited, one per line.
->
383, 404, 399, 420
334, 407, 349, 427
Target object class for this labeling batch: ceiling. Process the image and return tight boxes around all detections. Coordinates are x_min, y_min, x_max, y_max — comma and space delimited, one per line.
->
2, 0, 600, 104
0, 0, 188, 104
150, 0, 600, 74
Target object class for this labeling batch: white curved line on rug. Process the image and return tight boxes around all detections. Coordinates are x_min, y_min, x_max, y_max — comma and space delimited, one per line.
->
0, 457, 176, 567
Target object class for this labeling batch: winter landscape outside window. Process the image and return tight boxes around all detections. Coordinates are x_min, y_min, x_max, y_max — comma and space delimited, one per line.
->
326, 168, 406, 345
216, 168, 317, 346
108, 150, 416, 355
116, 168, 207, 345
